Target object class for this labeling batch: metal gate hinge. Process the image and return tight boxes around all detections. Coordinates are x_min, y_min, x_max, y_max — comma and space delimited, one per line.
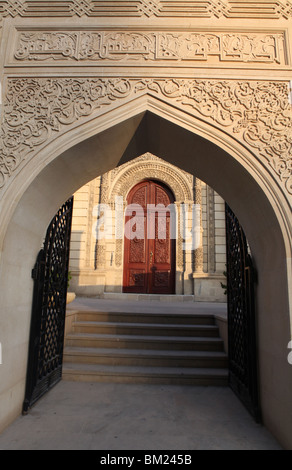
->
31, 264, 39, 280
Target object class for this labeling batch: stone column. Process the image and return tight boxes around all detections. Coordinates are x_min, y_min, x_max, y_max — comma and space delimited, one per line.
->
192, 178, 208, 300
193, 178, 204, 274
94, 174, 107, 269
207, 186, 216, 273
175, 201, 184, 295
180, 201, 194, 295
85, 179, 95, 268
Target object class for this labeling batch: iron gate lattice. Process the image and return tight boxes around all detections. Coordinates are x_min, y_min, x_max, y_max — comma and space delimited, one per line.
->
23, 197, 73, 413
225, 203, 261, 422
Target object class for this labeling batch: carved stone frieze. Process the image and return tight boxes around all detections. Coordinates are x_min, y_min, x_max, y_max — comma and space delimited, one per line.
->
0, 0, 24, 18
193, 178, 204, 273
206, 186, 216, 273
0, 78, 291, 195
13, 30, 285, 65
95, 244, 105, 267
110, 153, 193, 202
111, 152, 193, 187
1, 0, 292, 19
115, 238, 123, 268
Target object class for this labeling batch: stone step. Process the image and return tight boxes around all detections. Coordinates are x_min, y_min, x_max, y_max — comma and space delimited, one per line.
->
101, 293, 195, 303
63, 308, 228, 387
64, 332, 225, 351
71, 321, 219, 337
63, 346, 228, 368
75, 311, 215, 325
62, 363, 228, 386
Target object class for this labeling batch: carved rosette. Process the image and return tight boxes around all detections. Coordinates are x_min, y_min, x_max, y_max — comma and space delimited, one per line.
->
0, 78, 291, 197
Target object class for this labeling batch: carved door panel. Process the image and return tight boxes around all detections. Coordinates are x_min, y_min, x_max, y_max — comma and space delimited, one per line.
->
123, 182, 148, 293
123, 180, 175, 294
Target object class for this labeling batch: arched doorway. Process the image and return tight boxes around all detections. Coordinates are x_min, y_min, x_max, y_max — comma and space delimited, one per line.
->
123, 180, 176, 294
0, 105, 291, 447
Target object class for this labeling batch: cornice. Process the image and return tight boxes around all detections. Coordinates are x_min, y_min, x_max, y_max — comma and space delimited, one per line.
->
1, 0, 292, 20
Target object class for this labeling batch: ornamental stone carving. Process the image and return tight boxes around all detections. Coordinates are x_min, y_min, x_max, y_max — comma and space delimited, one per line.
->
109, 153, 193, 203
13, 30, 285, 65
1, 77, 291, 195
1, 0, 292, 19
108, 153, 194, 268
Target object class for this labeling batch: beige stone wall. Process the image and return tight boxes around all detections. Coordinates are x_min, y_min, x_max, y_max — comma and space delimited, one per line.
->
70, 184, 90, 271
215, 193, 227, 274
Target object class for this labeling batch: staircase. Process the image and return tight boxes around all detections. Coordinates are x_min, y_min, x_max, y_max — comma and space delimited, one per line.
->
62, 310, 228, 386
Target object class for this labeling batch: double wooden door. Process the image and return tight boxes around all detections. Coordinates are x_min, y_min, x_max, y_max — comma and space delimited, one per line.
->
123, 180, 175, 294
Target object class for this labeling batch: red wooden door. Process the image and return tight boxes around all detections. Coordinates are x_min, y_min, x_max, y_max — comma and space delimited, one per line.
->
123, 180, 175, 294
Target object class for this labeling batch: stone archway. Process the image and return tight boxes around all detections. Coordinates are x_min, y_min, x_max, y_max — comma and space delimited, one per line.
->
70, 149, 229, 299
0, 95, 291, 447
108, 152, 196, 295
0, 3, 292, 449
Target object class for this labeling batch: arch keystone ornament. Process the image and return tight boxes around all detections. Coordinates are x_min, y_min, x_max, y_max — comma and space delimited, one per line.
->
0, 78, 292, 200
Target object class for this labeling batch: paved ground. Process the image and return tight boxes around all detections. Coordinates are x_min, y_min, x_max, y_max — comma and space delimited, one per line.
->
66, 297, 229, 318
0, 297, 283, 450
0, 381, 282, 450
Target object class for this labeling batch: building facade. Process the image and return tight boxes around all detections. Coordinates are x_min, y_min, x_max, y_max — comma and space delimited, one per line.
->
0, 0, 291, 449
69, 153, 227, 301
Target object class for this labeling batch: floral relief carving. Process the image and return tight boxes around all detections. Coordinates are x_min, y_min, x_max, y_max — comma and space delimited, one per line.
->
110, 165, 193, 203
110, 152, 193, 192
0, 77, 291, 195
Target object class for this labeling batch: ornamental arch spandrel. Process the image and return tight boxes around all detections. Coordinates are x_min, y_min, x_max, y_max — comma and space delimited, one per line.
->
0, 1, 291, 449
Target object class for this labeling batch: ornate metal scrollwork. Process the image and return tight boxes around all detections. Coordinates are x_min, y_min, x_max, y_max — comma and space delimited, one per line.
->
23, 197, 73, 413
225, 203, 261, 421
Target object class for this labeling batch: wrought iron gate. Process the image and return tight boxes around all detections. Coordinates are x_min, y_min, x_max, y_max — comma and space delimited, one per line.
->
23, 197, 73, 413
225, 203, 261, 422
